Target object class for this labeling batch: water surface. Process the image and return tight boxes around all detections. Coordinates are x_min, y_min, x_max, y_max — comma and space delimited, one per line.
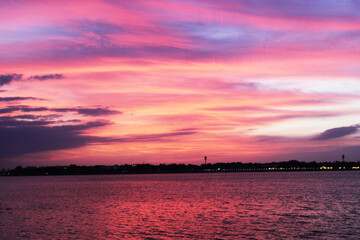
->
1, 172, 360, 239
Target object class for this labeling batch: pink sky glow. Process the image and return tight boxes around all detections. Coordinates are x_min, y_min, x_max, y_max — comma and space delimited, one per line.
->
1, 0, 360, 167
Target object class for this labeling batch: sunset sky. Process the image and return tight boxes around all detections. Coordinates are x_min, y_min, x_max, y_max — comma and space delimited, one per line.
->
1, 0, 360, 168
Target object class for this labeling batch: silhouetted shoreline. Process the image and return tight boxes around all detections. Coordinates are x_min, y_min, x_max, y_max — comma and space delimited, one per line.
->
2, 160, 360, 176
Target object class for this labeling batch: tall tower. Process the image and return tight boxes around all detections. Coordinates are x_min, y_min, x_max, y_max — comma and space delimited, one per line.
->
342, 154, 345, 162
204, 156, 207, 166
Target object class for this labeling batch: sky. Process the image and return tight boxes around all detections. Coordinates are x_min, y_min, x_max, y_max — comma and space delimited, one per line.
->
1, 0, 360, 168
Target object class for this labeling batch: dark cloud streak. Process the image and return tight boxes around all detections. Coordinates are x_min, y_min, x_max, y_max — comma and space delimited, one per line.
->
0, 120, 110, 159
0, 73, 64, 87
53, 107, 121, 116
0, 97, 38, 102
312, 125, 359, 140
0, 74, 22, 86
30, 74, 64, 80
0, 105, 121, 116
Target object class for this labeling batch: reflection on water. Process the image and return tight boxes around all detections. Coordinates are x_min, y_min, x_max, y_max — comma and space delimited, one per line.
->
1, 172, 360, 239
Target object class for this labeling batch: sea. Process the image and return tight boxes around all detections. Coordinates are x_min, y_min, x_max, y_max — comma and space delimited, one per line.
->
1, 171, 360, 239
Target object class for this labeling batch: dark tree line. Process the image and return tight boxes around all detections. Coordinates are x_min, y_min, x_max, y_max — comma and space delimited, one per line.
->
2, 159, 360, 176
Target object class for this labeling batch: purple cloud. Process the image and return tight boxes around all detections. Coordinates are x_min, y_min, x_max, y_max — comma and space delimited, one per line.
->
205, 0, 360, 20
312, 125, 359, 140
0, 105, 121, 116
53, 107, 121, 116
78, 20, 125, 35
0, 97, 38, 102
0, 74, 22, 86
0, 120, 110, 160
0, 116, 53, 127
0, 106, 47, 114
30, 74, 64, 81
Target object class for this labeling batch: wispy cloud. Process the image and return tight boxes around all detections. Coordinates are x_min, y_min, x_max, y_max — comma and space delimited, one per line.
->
0, 105, 121, 116
30, 74, 64, 81
0, 74, 22, 86
0, 73, 64, 86
53, 107, 121, 116
312, 125, 359, 140
0, 97, 39, 102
